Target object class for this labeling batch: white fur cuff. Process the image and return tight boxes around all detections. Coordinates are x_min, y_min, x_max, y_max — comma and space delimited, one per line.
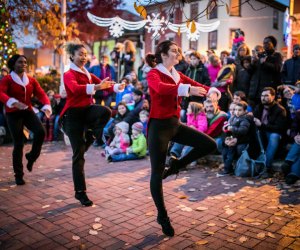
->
86, 84, 95, 95
178, 83, 191, 97
113, 83, 124, 93
6, 98, 19, 108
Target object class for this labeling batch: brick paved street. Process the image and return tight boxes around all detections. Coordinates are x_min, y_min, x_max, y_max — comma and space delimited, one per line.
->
0, 142, 299, 250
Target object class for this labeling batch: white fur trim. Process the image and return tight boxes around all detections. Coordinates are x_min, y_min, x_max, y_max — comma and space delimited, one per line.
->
70, 62, 92, 81
155, 63, 180, 84
41, 105, 52, 115
6, 98, 19, 108
113, 83, 124, 93
207, 87, 222, 100
178, 83, 191, 97
86, 84, 95, 95
10, 71, 29, 87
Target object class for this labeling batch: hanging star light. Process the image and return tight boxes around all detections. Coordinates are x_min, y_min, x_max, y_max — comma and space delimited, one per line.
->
87, 12, 220, 41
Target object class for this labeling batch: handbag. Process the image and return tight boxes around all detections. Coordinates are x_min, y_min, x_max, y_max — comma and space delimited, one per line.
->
235, 130, 266, 177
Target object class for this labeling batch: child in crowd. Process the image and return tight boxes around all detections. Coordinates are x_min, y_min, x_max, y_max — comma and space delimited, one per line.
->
108, 122, 147, 162
227, 102, 237, 119
122, 93, 135, 111
232, 91, 252, 113
219, 101, 252, 176
170, 102, 207, 163
139, 110, 149, 136
115, 76, 134, 106
104, 121, 130, 160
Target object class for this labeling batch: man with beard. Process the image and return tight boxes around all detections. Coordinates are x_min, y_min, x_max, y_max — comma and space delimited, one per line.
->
204, 99, 227, 152
253, 87, 287, 177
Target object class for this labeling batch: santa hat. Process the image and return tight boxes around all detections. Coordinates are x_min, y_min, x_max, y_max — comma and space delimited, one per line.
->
115, 121, 129, 134
207, 87, 221, 100
132, 122, 143, 133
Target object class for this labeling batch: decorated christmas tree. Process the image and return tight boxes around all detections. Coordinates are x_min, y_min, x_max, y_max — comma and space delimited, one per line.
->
0, 4, 18, 68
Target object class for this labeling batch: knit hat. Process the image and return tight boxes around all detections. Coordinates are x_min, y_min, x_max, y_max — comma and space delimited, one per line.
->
115, 121, 129, 134
132, 122, 143, 133
122, 93, 132, 104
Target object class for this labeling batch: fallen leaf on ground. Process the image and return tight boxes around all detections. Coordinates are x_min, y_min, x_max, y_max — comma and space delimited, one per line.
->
95, 217, 101, 222
207, 223, 216, 227
188, 188, 196, 192
55, 200, 62, 203
72, 235, 80, 240
246, 180, 254, 185
38, 179, 45, 182
92, 223, 102, 230
195, 240, 208, 245
89, 229, 98, 235
196, 206, 208, 211
128, 187, 134, 190
202, 231, 215, 236
225, 209, 235, 216
179, 195, 187, 199
145, 211, 154, 216
267, 232, 276, 238
42, 205, 50, 208
238, 205, 246, 210
257, 232, 266, 238
239, 236, 248, 243
54, 169, 62, 171
0, 189, 8, 191
37, 216, 44, 219
226, 238, 234, 243
227, 224, 237, 231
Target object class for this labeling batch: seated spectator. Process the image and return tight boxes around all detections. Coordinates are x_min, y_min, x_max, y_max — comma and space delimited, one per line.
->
227, 102, 237, 119
124, 89, 144, 126
233, 91, 252, 113
104, 102, 130, 142
139, 110, 149, 136
109, 122, 147, 162
219, 101, 252, 176
204, 99, 228, 152
170, 102, 208, 160
122, 93, 135, 111
281, 110, 300, 184
253, 87, 287, 176
104, 121, 130, 160
281, 44, 300, 85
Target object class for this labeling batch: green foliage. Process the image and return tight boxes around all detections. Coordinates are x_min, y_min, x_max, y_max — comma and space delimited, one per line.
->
36, 75, 60, 93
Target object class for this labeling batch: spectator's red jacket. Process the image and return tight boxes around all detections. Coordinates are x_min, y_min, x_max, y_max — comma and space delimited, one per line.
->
0, 72, 50, 113
146, 64, 209, 120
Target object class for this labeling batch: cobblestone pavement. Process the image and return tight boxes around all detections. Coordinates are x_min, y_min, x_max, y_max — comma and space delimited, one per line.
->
0, 142, 299, 250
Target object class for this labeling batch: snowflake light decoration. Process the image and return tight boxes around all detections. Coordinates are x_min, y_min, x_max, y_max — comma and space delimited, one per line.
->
87, 12, 220, 41
145, 13, 166, 38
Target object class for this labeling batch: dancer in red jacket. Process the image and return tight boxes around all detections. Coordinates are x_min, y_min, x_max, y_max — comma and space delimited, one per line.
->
61, 43, 124, 206
146, 41, 216, 237
0, 55, 51, 185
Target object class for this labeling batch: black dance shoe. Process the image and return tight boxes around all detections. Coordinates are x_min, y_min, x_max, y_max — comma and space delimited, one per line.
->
15, 176, 25, 185
75, 191, 93, 206
157, 216, 175, 237
25, 153, 34, 172
162, 156, 181, 179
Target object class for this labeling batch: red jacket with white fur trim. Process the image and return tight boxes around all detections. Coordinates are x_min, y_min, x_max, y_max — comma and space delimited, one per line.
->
0, 75, 50, 113
147, 68, 209, 119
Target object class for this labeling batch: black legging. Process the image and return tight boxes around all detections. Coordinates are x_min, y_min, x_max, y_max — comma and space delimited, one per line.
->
62, 105, 111, 191
6, 109, 45, 178
148, 117, 216, 218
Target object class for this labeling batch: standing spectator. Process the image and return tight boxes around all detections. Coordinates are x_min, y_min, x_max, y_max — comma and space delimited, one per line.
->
207, 55, 221, 84
52, 91, 66, 141
174, 47, 189, 74
42, 90, 56, 142
253, 87, 287, 176
110, 42, 123, 82
0, 55, 51, 185
281, 44, 300, 85
248, 36, 283, 108
88, 55, 116, 107
121, 40, 136, 77
220, 50, 230, 66
61, 43, 124, 206
146, 40, 216, 237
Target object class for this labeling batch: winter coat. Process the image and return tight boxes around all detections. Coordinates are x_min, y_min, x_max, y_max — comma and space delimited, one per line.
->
109, 132, 130, 152
131, 133, 147, 157
281, 56, 300, 85
248, 49, 283, 102
233, 63, 251, 95
253, 101, 287, 135
187, 112, 208, 133
228, 114, 252, 144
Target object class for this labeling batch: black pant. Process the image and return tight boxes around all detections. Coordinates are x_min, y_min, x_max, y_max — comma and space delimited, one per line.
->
62, 105, 111, 191
6, 110, 45, 178
147, 117, 216, 218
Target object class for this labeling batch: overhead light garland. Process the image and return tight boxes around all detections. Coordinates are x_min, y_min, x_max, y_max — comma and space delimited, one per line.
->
87, 12, 220, 41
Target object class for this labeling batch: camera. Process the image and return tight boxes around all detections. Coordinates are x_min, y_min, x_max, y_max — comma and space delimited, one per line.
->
257, 51, 267, 59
